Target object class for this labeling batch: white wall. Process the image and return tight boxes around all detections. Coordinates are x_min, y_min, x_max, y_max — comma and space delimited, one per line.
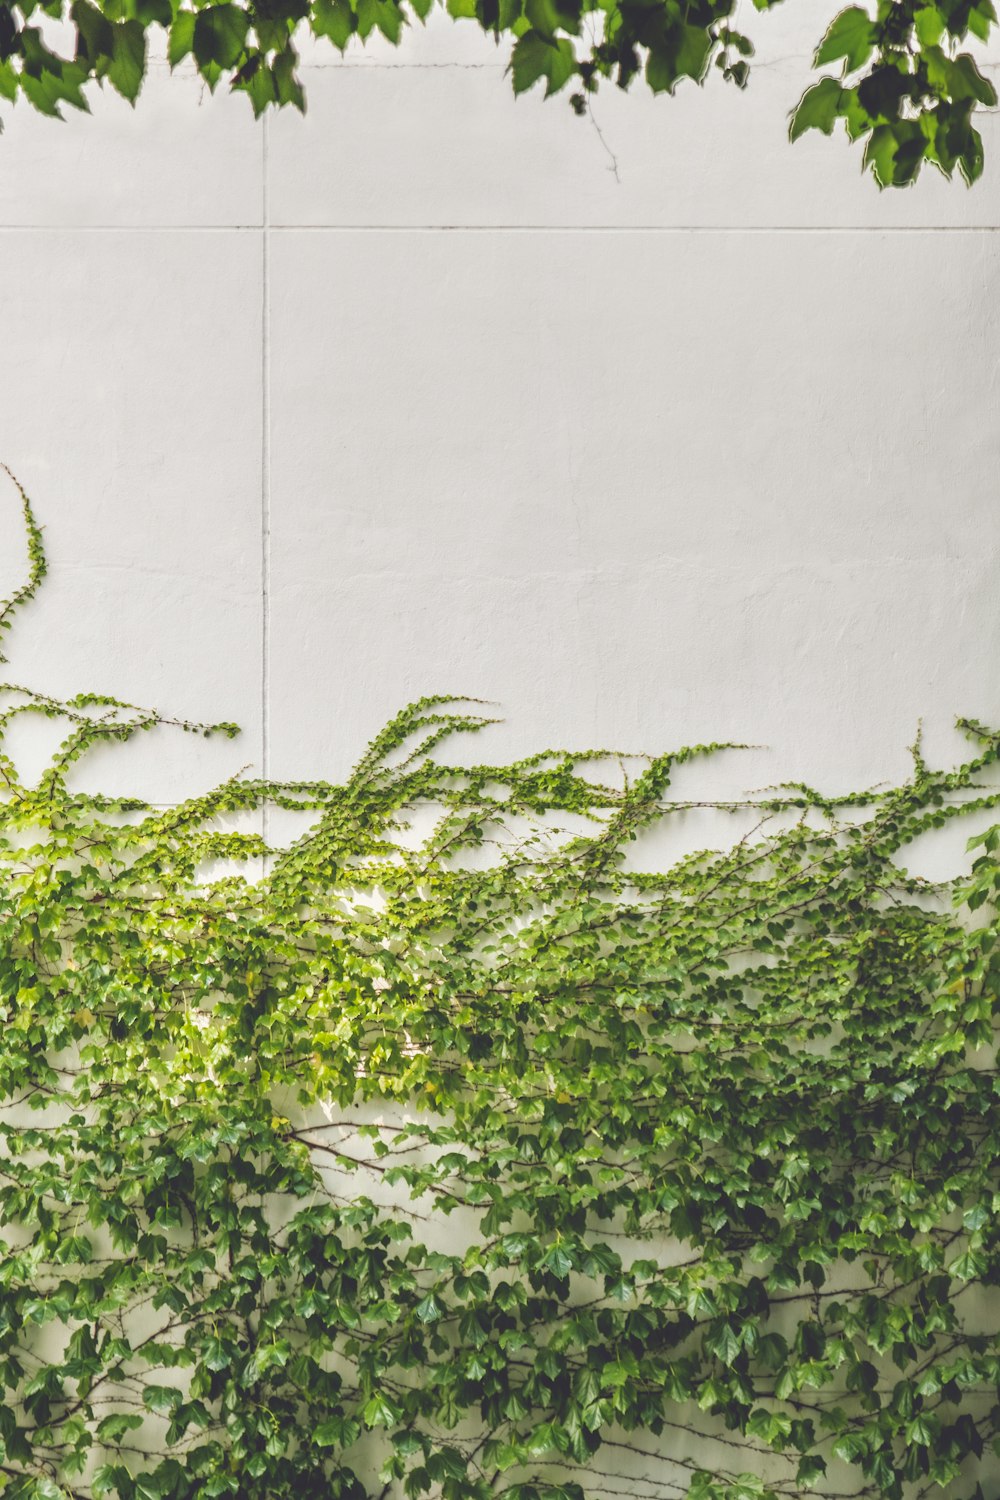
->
0, 7, 998, 821
0, 22, 996, 1496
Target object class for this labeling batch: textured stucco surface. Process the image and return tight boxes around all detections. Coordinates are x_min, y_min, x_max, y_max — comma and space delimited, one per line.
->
0, 11, 998, 825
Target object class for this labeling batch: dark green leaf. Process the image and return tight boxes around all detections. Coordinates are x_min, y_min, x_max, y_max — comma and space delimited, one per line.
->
789, 76, 843, 139
193, 3, 247, 69
814, 6, 873, 72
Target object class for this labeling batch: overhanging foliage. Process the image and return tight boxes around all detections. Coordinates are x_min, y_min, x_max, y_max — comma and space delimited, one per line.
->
0, 0, 996, 185
0, 473, 998, 1500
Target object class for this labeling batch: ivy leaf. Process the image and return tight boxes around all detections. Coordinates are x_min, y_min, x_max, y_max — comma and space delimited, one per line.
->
543, 1243, 574, 1277
707, 1322, 742, 1366
833, 1432, 869, 1463
510, 30, 575, 96
134, 0, 172, 23
789, 77, 843, 140
863, 122, 902, 184
315, 1414, 361, 1446
142, 1385, 182, 1416
950, 52, 997, 106
814, 7, 874, 72
913, 5, 944, 44
646, 23, 713, 93
905, 1414, 937, 1446
363, 1393, 401, 1428
355, 0, 403, 42
959, 124, 985, 183
415, 1292, 444, 1322
311, 0, 355, 48
193, 5, 248, 70
796, 1455, 827, 1487
72, 0, 114, 63
166, 9, 195, 62
949, 1246, 987, 1280
524, 0, 580, 38
97, 1412, 144, 1443
968, 0, 997, 39
107, 19, 146, 102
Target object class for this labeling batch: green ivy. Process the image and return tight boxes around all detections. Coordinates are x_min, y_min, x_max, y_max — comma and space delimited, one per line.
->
0, 0, 996, 185
0, 475, 997, 1500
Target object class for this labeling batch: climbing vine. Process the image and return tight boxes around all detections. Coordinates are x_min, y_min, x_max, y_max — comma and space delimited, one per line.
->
0, 472, 997, 1500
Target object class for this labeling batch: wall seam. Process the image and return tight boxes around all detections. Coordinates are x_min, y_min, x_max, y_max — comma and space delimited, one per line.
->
0, 223, 997, 232
262, 111, 272, 853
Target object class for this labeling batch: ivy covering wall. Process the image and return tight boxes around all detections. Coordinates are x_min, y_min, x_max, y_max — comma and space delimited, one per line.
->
0, 475, 998, 1500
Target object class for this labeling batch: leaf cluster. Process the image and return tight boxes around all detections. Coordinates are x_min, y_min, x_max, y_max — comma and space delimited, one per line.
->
0, 0, 995, 184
